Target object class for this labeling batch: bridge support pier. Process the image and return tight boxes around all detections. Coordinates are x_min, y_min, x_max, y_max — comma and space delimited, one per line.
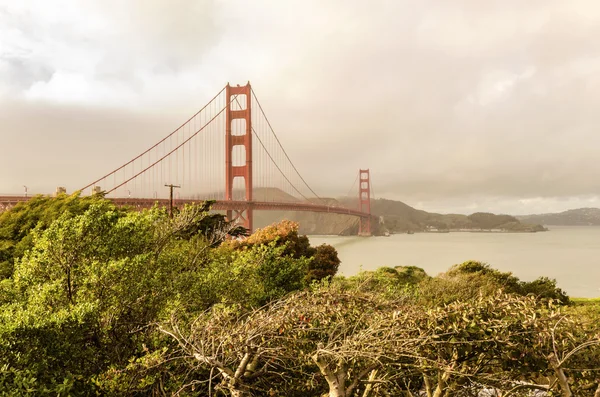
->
225, 83, 253, 231
358, 169, 372, 236
226, 207, 252, 231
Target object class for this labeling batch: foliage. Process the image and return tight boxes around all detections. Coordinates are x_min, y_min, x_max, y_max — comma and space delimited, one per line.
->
0, 198, 310, 394
406, 292, 552, 395
343, 265, 428, 300
307, 243, 340, 282
161, 278, 600, 397
236, 241, 310, 306
229, 220, 340, 282
467, 212, 521, 229
520, 276, 570, 304
170, 199, 248, 242
394, 265, 429, 285
0, 196, 596, 396
0, 193, 106, 279
231, 220, 310, 253
418, 260, 569, 306
1, 201, 161, 393
161, 281, 414, 397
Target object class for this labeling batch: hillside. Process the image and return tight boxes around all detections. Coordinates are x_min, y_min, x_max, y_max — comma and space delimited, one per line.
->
248, 189, 546, 235
517, 208, 600, 226
337, 197, 546, 234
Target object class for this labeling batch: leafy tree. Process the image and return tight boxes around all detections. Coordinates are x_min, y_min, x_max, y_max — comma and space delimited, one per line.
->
169, 200, 248, 243
520, 276, 569, 304
306, 243, 340, 282
229, 220, 340, 283
0, 193, 106, 279
232, 241, 310, 306
1, 202, 159, 393
230, 220, 314, 258
0, 200, 257, 394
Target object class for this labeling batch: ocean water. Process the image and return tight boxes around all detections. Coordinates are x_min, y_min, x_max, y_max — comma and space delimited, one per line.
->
309, 226, 600, 298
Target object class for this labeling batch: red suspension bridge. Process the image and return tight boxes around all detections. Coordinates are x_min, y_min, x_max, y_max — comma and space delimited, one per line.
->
0, 83, 373, 235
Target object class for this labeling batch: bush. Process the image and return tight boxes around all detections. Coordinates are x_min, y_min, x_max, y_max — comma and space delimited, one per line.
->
395, 265, 429, 285
343, 266, 428, 299
520, 276, 569, 304
306, 244, 340, 282
418, 261, 570, 306
228, 221, 341, 283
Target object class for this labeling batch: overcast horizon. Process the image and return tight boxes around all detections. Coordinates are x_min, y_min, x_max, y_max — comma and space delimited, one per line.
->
1, 1, 600, 216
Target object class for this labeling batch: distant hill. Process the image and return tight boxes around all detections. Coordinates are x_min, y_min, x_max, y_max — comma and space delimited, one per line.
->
337, 197, 546, 234
517, 208, 600, 226
248, 188, 546, 235
252, 187, 300, 203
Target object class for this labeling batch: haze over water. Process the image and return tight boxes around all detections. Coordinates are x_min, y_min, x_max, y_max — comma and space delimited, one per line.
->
310, 226, 600, 298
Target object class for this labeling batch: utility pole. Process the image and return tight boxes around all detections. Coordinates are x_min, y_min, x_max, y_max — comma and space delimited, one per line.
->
164, 184, 181, 218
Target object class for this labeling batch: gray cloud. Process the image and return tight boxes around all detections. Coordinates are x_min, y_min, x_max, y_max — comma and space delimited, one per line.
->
0, 55, 54, 91
1, 0, 600, 214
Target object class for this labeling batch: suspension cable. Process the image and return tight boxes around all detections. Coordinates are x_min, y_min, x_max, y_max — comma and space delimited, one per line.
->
370, 177, 376, 200
250, 88, 325, 202
345, 172, 359, 198
233, 96, 311, 202
106, 94, 239, 194
81, 86, 227, 192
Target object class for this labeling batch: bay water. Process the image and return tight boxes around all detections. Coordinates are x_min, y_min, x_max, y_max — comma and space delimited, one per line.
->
310, 226, 600, 298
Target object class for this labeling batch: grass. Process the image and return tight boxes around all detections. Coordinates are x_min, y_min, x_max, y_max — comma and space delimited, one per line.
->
566, 298, 600, 330
570, 297, 600, 305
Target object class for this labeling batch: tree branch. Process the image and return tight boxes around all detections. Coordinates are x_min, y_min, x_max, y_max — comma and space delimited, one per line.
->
347, 364, 379, 396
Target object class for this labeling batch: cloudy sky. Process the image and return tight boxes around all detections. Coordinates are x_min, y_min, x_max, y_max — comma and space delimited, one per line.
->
1, 0, 599, 215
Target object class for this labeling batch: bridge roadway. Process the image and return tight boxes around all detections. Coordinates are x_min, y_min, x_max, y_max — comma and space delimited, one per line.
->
0, 196, 370, 219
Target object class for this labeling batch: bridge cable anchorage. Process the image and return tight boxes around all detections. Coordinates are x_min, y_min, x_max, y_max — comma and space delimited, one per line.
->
81, 86, 227, 193
104, 94, 240, 195
250, 88, 326, 204
232, 96, 312, 203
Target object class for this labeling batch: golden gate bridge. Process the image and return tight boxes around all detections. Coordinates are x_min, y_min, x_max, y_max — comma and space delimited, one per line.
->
0, 83, 373, 235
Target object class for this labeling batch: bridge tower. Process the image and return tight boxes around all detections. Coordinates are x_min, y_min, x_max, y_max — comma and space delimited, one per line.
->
358, 169, 372, 236
225, 83, 253, 231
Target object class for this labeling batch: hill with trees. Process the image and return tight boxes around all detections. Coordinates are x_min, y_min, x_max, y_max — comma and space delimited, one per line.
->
517, 207, 600, 226
251, 189, 546, 234
361, 198, 547, 233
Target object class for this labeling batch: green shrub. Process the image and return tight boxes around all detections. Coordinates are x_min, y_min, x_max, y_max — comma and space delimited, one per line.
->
418, 261, 570, 306
520, 276, 569, 304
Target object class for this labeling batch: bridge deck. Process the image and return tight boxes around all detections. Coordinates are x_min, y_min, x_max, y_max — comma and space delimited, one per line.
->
0, 196, 370, 219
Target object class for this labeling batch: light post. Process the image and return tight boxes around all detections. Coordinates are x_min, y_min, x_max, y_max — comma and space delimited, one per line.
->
23, 185, 28, 198
127, 190, 131, 198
